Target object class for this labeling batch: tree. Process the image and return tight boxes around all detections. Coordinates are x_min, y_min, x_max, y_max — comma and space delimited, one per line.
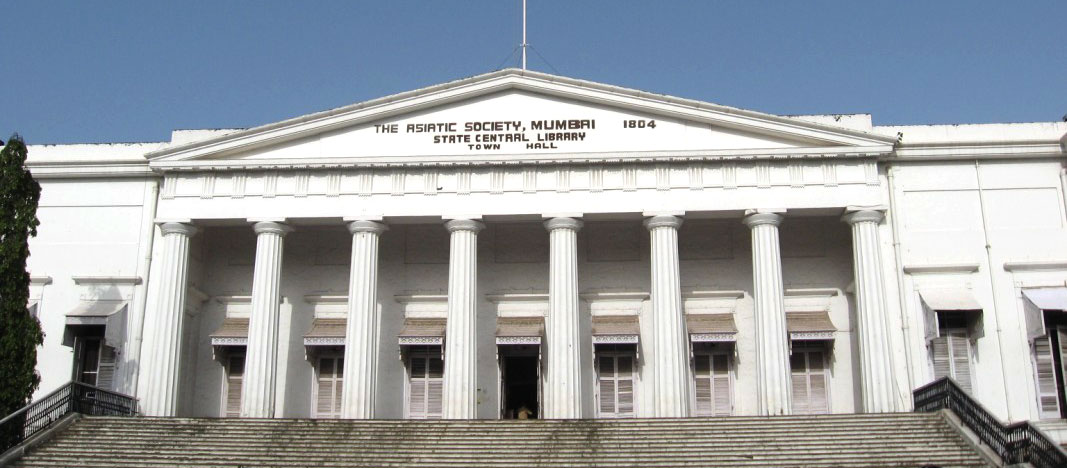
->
0, 135, 43, 419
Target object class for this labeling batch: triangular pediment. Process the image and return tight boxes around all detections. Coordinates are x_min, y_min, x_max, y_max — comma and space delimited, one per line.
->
148, 69, 894, 169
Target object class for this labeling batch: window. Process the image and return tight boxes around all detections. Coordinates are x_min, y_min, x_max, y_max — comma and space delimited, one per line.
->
1033, 329, 1065, 418
223, 354, 245, 417
930, 312, 973, 393
692, 345, 732, 416
314, 356, 344, 419
596, 345, 636, 418
790, 345, 829, 414
407, 347, 443, 419
73, 336, 116, 390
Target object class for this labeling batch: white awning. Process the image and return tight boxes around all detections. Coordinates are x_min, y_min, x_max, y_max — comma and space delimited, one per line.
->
65, 300, 126, 325
919, 288, 983, 311
1023, 288, 1067, 312
65, 300, 128, 349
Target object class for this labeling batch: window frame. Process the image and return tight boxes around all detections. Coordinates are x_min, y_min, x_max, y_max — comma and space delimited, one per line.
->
594, 344, 638, 419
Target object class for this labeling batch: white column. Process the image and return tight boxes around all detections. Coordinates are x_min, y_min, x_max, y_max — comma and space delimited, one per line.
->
644, 215, 691, 417
341, 220, 387, 419
543, 217, 583, 419
241, 221, 291, 418
442, 219, 485, 419
844, 209, 900, 413
743, 212, 792, 416
140, 222, 196, 417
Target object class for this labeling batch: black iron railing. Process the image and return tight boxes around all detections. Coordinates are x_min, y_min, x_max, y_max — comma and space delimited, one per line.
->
914, 377, 1067, 468
0, 381, 137, 455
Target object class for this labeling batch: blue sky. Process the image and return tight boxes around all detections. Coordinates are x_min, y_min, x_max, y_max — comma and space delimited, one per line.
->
2, 1, 1064, 144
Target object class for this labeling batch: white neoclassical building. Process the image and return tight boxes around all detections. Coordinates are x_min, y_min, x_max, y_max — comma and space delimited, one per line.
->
22, 69, 1067, 427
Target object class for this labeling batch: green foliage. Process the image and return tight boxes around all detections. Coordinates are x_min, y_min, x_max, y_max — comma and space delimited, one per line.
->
0, 135, 43, 417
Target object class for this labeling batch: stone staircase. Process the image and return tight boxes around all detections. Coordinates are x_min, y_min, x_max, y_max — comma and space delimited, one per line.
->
8, 412, 995, 467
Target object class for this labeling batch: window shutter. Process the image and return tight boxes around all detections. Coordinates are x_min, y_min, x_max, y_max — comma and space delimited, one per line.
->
1034, 335, 1061, 418
693, 352, 732, 416
598, 356, 616, 415
617, 356, 634, 416
408, 352, 443, 419
693, 355, 712, 416
791, 349, 829, 415
930, 336, 951, 381
409, 356, 427, 418
315, 357, 343, 419
427, 356, 443, 419
711, 353, 731, 416
923, 300, 940, 342
225, 355, 245, 417
947, 331, 973, 393
808, 350, 829, 414
96, 345, 117, 391
790, 352, 808, 414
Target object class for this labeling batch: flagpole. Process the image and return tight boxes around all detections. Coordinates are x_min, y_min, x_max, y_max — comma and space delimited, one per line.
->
521, 0, 527, 70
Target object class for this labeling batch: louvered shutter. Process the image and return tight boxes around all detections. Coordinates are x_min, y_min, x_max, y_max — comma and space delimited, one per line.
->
790, 352, 809, 414
923, 300, 940, 342
808, 350, 829, 414
408, 352, 443, 419
598, 356, 616, 416
693, 352, 732, 416
791, 349, 829, 415
693, 355, 712, 416
711, 354, 732, 416
408, 355, 428, 418
1034, 335, 1061, 418
96, 345, 117, 391
947, 331, 973, 393
426, 356, 443, 418
315, 357, 343, 419
225, 355, 245, 417
616, 356, 635, 416
930, 336, 952, 382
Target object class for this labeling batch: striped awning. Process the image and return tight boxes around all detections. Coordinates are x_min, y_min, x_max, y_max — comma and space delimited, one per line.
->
686, 314, 737, 343
495, 317, 544, 345
786, 311, 836, 341
304, 318, 346, 346
210, 317, 249, 346
591, 315, 640, 344
398, 318, 446, 346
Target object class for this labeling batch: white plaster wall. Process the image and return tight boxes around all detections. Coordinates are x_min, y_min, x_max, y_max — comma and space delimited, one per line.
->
892, 159, 1067, 422
27, 177, 154, 399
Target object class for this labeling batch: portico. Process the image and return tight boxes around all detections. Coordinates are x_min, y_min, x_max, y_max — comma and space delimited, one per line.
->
126, 69, 908, 420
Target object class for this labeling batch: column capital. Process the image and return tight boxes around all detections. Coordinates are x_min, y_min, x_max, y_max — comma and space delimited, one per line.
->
347, 220, 388, 235
444, 219, 485, 233
544, 217, 583, 232
643, 215, 683, 230
842, 209, 885, 225
742, 212, 784, 228
253, 221, 293, 236
159, 222, 198, 237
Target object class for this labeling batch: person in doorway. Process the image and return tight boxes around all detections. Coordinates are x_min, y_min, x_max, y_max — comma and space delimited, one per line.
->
517, 403, 533, 420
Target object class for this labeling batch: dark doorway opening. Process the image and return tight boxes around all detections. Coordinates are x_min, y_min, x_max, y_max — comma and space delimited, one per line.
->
502, 355, 539, 419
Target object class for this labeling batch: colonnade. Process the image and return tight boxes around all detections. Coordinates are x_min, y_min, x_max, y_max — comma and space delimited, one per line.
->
138, 209, 899, 418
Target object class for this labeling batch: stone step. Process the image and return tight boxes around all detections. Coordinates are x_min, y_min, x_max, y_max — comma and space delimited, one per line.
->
10, 413, 994, 467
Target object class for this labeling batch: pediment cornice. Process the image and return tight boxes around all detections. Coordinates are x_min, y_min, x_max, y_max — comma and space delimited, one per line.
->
146, 69, 896, 171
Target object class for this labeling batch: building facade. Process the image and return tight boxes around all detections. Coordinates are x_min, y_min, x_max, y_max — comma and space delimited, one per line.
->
23, 70, 1067, 425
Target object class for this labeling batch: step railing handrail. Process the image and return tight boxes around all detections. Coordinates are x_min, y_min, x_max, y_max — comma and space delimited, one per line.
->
913, 377, 1067, 468
0, 381, 138, 456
